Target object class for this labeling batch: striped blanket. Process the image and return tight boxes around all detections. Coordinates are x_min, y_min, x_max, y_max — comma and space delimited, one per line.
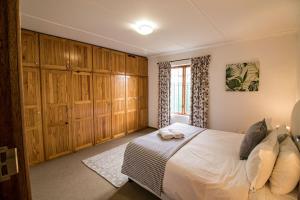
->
121, 123, 205, 196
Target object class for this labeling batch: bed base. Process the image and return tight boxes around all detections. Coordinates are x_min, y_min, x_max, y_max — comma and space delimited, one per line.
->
127, 176, 169, 200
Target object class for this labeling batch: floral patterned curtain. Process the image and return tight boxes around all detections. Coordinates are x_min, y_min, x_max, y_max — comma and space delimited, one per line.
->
158, 61, 171, 128
190, 55, 211, 128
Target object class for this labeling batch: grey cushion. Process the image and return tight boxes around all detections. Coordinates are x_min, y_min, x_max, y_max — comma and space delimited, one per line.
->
239, 119, 268, 160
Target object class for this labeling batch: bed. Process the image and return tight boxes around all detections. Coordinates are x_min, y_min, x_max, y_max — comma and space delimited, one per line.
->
121, 102, 300, 200
162, 128, 298, 200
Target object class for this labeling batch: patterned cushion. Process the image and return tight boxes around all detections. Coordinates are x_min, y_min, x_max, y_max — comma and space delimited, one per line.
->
240, 119, 268, 160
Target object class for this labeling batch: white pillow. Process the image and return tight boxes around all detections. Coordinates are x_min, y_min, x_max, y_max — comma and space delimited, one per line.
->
265, 118, 273, 132
246, 131, 279, 190
275, 125, 289, 136
269, 136, 300, 194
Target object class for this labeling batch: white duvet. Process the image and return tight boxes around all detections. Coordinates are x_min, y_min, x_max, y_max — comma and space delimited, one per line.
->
161, 128, 298, 200
163, 129, 250, 200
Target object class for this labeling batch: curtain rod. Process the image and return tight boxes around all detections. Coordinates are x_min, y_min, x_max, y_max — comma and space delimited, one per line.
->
157, 58, 191, 64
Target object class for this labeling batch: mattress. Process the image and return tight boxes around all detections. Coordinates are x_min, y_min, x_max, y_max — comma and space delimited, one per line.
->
163, 129, 250, 200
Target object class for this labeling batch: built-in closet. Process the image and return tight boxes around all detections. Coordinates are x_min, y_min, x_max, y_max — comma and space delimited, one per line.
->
21, 29, 148, 165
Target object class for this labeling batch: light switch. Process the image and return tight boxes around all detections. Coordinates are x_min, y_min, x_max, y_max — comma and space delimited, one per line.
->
0, 147, 19, 182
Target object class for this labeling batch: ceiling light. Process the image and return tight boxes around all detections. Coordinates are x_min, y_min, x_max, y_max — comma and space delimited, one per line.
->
137, 24, 153, 35
132, 21, 156, 35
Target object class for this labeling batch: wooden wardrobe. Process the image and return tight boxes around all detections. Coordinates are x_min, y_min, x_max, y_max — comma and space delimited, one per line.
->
21, 29, 148, 165
21, 30, 44, 165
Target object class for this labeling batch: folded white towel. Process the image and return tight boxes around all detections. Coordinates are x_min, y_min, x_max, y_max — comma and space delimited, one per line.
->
158, 129, 185, 140
158, 130, 174, 140
168, 129, 185, 139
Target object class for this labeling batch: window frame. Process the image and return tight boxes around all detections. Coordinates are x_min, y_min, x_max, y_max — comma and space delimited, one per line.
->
171, 65, 190, 116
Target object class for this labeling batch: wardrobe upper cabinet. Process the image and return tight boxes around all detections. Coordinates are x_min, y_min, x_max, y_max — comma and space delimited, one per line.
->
41, 70, 72, 160
138, 57, 148, 76
40, 34, 69, 70
126, 76, 139, 133
126, 54, 138, 75
93, 47, 111, 73
72, 72, 94, 150
111, 75, 126, 138
94, 73, 111, 143
21, 30, 39, 67
138, 77, 148, 129
23, 67, 44, 165
69, 41, 92, 72
111, 51, 126, 74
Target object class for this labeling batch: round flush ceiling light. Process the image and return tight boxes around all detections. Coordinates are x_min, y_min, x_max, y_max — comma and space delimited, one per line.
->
137, 24, 153, 35
132, 21, 156, 35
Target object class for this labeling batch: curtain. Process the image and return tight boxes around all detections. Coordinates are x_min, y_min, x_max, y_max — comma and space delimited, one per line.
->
190, 55, 211, 128
158, 61, 171, 128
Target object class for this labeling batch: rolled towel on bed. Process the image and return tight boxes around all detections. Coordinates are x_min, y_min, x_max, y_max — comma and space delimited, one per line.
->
169, 129, 185, 139
158, 130, 174, 140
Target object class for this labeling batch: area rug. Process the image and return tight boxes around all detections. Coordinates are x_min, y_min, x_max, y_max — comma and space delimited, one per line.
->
82, 143, 128, 187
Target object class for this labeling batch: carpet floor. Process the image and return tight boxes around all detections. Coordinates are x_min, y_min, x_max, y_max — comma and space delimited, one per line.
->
30, 128, 160, 200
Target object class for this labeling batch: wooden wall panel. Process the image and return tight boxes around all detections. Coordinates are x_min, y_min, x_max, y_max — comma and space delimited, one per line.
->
126, 54, 138, 75
21, 30, 39, 67
138, 77, 148, 129
41, 70, 72, 160
93, 73, 111, 143
72, 72, 93, 150
70, 41, 92, 72
111, 50, 125, 74
111, 75, 126, 138
22, 67, 44, 165
40, 34, 69, 70
126, 76, 139, 133
138, 56, 148, 76
93, 47, 111, 73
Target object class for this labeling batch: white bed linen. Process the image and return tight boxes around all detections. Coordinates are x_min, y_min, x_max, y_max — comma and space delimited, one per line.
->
249, 183, 298, 200
163, 129, 250, 200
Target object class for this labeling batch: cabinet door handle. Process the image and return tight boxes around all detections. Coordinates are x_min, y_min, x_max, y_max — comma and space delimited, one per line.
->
65, 122, 69, 125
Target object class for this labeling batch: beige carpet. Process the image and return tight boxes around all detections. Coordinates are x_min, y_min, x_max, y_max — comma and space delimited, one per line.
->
30, 128, 159, 200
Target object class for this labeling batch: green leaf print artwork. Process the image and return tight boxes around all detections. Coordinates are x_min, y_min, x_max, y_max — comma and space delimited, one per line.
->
226, 62, 259, 91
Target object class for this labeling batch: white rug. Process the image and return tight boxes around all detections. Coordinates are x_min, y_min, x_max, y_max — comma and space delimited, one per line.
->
82, 143, 128, 187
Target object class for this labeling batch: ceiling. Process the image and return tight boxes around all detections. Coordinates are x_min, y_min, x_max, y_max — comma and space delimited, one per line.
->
21, 0, 300, 56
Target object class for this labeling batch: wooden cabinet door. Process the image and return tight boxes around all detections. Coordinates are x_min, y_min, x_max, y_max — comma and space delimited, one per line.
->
138, 77, 148, 129
126, 76, 139, 133
40, 34, 69, 70
70, 41, 92, 72
111, 75, 126, 138
138, 56, 148, 76
41, 70, 72, 160
22, 67, 44, 165
126, 54, 138, 75
21, 30, 39, 67
72, 72, 94, 150
93, 47, 111, 73
111, 50, 125, 74
93, 73, 111, 143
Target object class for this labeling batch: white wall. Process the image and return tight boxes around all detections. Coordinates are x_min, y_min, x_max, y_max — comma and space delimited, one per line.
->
297, 32, 300, 101
148, 33, 299, 133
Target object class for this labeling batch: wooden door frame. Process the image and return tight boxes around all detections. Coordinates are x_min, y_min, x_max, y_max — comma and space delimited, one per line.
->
0, 0, 32, 199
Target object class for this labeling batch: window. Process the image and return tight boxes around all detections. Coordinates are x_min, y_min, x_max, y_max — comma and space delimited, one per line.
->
170, 65, 191, 115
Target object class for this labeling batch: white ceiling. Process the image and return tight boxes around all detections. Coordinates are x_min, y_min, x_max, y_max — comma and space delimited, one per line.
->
21, 0, 300, 56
